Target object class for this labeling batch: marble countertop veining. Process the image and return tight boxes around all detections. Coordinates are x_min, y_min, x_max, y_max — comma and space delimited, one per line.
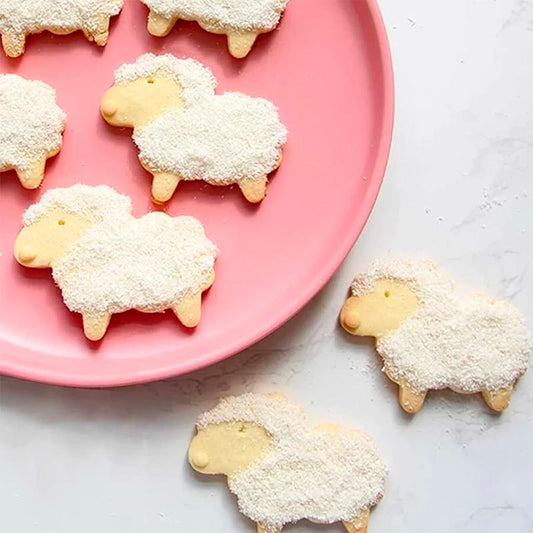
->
1, 1, 532, 532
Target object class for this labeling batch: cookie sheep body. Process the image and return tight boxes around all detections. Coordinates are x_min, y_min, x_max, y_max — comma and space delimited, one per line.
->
134, 92, 287, 186
101, 54, 287, 204
0, 0, 123, 57
340, 258, 532, 412
15, 184, 217, 340
141, 0, 290, 58
0, 74, 66, 189
189, 394, 386, 533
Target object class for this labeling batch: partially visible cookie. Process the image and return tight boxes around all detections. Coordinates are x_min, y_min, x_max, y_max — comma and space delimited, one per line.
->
189, 393, 386, 533
14, 184, 217, 341
0, 74, 66, 189
140, 0, 290, 58
339, 258, 532, 413
0, 0, 123, 57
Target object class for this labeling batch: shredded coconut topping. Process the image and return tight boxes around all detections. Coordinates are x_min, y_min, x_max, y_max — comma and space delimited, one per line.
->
141, 0, 289, 32
54, 212, 217, 316
0, 74, 66, 172
23, 184, 131, 226
134, 92, 287, 183
114, 53, 217, 106
0, 0, 123, 35
198, 394, 386, 531
352, 258, 532, 394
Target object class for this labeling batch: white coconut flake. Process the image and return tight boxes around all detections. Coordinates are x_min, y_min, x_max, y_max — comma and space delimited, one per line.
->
141, 0, 289, 32
351, 258, 532, 394
114, 53, 217, 106
134, 92, 287, 183
0, 74, 66, 172
0, 0, 123, 34
198, 394, 386, 532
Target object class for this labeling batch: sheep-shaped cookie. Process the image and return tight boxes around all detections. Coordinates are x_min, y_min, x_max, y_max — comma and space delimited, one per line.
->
101, 53, 287, 204
0, 0, 123, 57
14, 184, 217, 341
0, 74, 66, 189
140, 0, 290, 58
339, 258, 532, 413
189, 393, 387, 533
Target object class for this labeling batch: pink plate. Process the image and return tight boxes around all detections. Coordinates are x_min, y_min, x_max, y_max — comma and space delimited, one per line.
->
0, 0, 393, 387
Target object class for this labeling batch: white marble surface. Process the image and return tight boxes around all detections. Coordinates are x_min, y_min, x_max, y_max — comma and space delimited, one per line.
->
1, 1, 532, 532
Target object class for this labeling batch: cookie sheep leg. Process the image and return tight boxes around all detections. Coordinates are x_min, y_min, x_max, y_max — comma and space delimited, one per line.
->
173, 293, 202, 328
83, 313, 111, 341
398, 382, 426, 414
151, 172, 181, 204
227, 31, 259, 58
344, 508, 370, 533
257, 525, 281, 533
239, 176, 268, 203
89, 15, 112, 46
150, 173, 180, 204
482, 386, 513, 412
147, 10, 178, 37
1, 32, 26, 57
16, 156, 48, 190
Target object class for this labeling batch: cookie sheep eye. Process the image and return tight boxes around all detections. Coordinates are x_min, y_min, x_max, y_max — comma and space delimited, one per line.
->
384, 291, 390, 298
58, 219, 66, 225
147, 78, 155, 84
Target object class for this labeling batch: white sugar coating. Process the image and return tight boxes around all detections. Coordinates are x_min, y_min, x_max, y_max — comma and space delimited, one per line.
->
141, 0, 289, 32
23, 184, 132, 226
53, 212, 217, 316
198, 394, 386, 531
114, 53, 217, 105
351, 258, 532, 394
134, 92, 287, 183
0, 74, 66, 172
0, 0, 123, 34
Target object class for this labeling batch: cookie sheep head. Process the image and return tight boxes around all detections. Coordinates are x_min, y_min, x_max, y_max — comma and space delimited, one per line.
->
340, 278, 419, 338
14, 184, 130, 269
189, 393, 386, 533
189, 420, 273, 476
100, 53, 217, 128
340, 258, 532, 414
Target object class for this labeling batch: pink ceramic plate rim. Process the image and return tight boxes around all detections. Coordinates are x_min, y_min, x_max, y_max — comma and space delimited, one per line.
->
0, 0, 393, 387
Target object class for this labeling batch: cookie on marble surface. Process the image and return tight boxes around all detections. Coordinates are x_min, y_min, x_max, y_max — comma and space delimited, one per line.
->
14, 184, 217, 341
101, 53, 287, 204
339, 258, 532, 413
189, 393, 386, 533
140, 0, 290, 58
0, 74, 66, 189
0, 0, 123, 57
